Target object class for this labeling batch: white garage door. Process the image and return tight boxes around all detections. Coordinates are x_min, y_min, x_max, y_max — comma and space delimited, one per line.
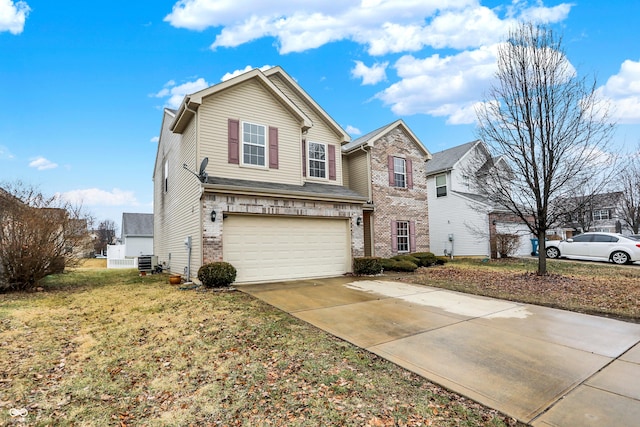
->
496, 222, 533, 256
223, 215, 351, 283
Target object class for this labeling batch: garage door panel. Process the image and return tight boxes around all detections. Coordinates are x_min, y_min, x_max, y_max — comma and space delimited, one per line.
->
223, 215, 351, 283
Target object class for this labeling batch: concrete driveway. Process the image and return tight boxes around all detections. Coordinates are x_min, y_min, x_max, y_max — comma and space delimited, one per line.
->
241, 277, 640, 426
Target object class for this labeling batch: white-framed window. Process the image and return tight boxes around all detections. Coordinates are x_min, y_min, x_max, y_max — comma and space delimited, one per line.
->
163, 160, 169, 193
462, 174, 470, 190
308, 141, 327, 178
436, 174, 447, 197
242, 121, 266, 167
393, 157, 406, 188
592, 209, 610, 221
396, 221, 409, 253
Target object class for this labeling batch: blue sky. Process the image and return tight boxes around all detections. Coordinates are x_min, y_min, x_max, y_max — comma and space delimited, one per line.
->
1, 0, 639, 230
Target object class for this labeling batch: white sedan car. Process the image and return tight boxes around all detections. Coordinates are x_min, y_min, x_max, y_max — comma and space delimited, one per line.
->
545, 232, 640, 264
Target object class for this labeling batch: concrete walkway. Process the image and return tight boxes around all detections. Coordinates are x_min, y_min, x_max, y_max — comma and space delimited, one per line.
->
241, 277, 640, 426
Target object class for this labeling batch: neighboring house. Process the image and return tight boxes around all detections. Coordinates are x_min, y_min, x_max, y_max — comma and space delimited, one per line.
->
342, 120, 432, 258
153, 66, 369, 283
121, 213, 154, 257
551, 191, 626, 239
425, 140, 533, 258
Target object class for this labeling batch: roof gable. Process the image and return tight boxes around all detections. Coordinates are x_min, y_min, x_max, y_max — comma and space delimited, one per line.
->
263, 66, 350, 143
343, 119, 431, 159
170, 68, 313, 134
425, 140, 484, 176
122, 213, 154, 238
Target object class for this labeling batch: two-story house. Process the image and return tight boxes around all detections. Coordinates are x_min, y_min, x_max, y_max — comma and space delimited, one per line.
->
342, 120, 431, 258
153, 67, 371, 283
153, 67, 435, 283
426, 140, 533, 258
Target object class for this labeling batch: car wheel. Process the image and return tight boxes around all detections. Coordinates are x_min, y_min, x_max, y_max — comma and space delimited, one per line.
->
611, 251, 630, 265
546, 247, 560, 259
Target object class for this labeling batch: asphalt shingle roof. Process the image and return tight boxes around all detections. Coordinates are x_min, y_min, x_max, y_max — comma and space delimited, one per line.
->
205, 176, 367, 201
122, 213, 154, 237
425, 140, 479, 175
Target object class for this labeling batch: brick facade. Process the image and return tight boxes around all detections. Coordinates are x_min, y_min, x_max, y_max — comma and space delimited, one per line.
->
201, 192, 364, 265
369, 128, 430, 258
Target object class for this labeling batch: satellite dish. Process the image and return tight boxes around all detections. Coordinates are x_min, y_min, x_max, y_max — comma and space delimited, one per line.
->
183, 157, 209, 183
198, 157, 209, 182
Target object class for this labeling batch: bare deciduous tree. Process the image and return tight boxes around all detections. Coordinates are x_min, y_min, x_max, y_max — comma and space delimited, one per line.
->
474, 22, 615, 275
618, 150, 640, 234
94, 219, 118, 256
0, 182, 92, 291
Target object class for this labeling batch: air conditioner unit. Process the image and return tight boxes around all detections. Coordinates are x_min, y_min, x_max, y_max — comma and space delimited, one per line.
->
138, 255, 158, 273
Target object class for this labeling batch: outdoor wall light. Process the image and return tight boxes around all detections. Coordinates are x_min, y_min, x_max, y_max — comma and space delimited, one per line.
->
356, 216, 362, 226
211, 210, 217, 222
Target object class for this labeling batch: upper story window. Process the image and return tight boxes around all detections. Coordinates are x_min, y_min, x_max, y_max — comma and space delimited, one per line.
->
592, 209, 610, 221
388, 155, 413, 189
308, 141, 327, 178
462, 174, 470, 190
242, 122, 266, 167
163, 160, 169, 193
393, 158, 406, 188
436, 174, 447, 197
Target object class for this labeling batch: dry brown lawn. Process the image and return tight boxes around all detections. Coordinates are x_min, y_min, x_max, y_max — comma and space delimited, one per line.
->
0, 267, 519, 426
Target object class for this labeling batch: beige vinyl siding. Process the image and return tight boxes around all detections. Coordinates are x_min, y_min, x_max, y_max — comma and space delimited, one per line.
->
268, 74, 345, 186
153, 110, 180, 265
199, 79, 304, 185
346, 150, 371, 200
342, 156, 350, 187
154, 116, 202, 276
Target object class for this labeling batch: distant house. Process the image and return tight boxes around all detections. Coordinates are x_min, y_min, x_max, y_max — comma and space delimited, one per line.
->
426, 140, 533, 258
121, 213, 154, 257
551, 191, 627, 239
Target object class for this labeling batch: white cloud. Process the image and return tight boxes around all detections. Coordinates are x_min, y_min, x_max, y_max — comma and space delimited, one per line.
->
165, 0, 572, 55
152, 78, 209, 109
163, 1, 574, 124
377, 45, 498, 120
221, 64, 273, 82
0, 0, 30, 35
345, 125, 361, 135
0, 145, 14, 160
150, 136, 159, 143
351, 61, 388, 85
58, 188, 138, 207
29, 156, 58, 170
597, 59, 640, 124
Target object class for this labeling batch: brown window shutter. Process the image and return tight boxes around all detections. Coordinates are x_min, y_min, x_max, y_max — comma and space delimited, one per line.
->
269, 126, 279, 169
409, 221, 416, 252
302, 138, 307, 177
388, 155, 395, 186
407, 158, 413, 189
228, 119, 239, 164
391, 220, 398, 253
328, 144, 336, 180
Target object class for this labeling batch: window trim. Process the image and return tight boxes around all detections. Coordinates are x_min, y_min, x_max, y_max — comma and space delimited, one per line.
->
436, 173, 447, 197
241, 121, 268, 168
592, 209, 610, 221
163, 160, 169, 193
396, 221, 410, 253
393, 157, 407, 188
307, 140, 328, 179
